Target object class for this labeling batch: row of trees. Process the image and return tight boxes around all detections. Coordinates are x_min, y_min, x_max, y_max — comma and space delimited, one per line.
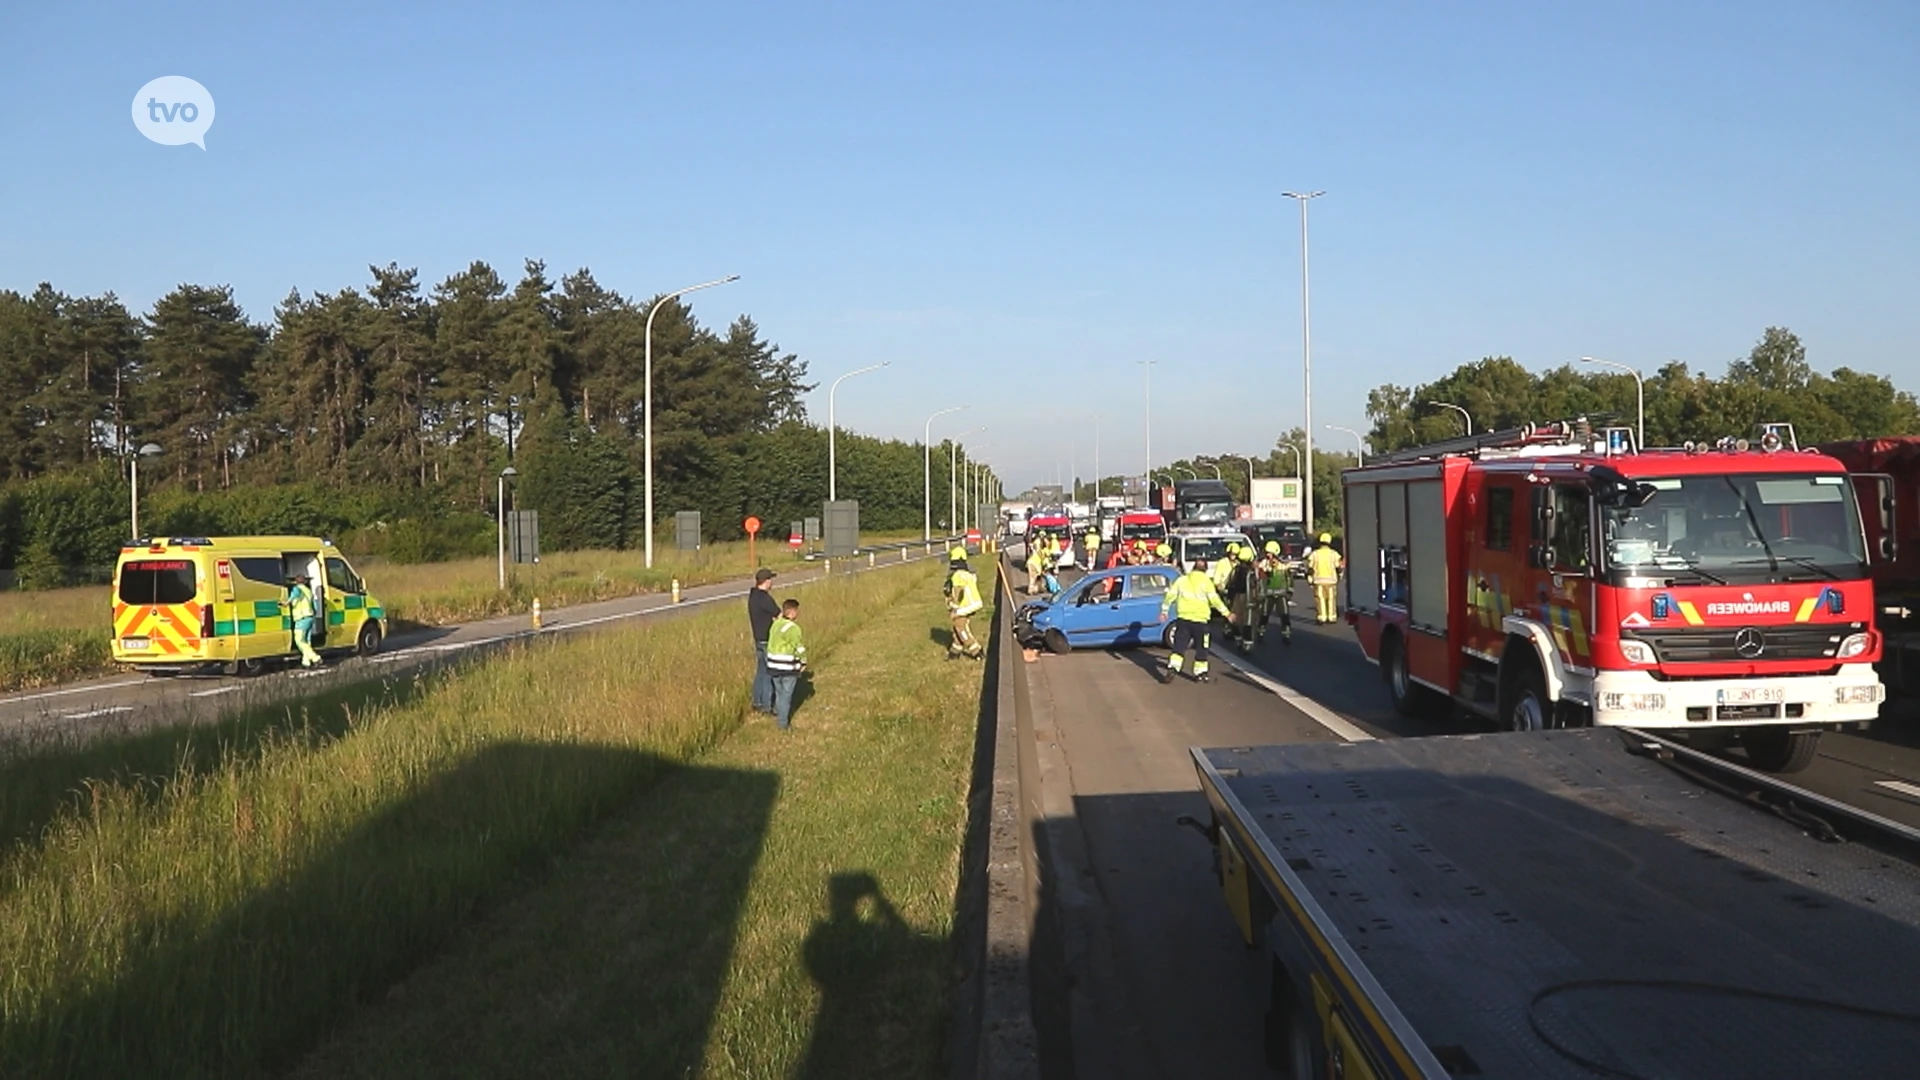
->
0, 263, 996, 579
1364, 328, 1919, 454
1058, 328, 1915, 536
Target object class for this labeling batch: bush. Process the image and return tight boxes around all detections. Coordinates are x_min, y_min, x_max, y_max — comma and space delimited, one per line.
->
386, 514, 495, 564
11, 542, 67, 591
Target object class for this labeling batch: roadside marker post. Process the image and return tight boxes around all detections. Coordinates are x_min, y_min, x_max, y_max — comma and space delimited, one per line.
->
744, 516, 761, 571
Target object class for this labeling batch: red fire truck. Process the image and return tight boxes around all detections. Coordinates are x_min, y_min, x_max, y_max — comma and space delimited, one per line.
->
1817, 436, 1920, 699
1342, 420, 1886, 771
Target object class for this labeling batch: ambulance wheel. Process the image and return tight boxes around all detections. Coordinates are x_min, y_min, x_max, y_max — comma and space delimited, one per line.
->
1742, 730, 1821, 774
357, 621, 382, 658
227, 657, 267, 678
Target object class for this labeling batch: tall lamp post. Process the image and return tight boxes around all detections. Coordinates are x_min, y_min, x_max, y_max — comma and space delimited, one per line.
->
1425, 400, 1474, 435
644, 274, 739, 569
1138, 360, 1156, 486
923, 405, 967, 540
1579, 356, 1645, 449
1092, 412, 1101, 500
1326, 425, 1366, 467
952, 426, 986, 534
1277, 441, 1301, 477
497, 465, 518, 590
964, 447, 991, 530
128, 442, 163, 539
1283, 190, 1325, 531
1219, 453, 1257, 500
1176, 466, 1198, 480
829, 362, 892, 503
1199, 460, 1222, 480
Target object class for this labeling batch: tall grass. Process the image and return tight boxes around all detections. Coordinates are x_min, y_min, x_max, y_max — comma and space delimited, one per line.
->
0, 531, 935, 691
0, 561, 933, 1078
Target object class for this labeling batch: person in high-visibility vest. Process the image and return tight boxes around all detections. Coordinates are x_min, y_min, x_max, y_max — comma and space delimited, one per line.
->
765, 598, 807, 731
1083, 529, 1101, 573
1259, 540, 1294, 645
1224, 545, 1261, 650
1159, 559, 1230, 682
1309, 533, 1345, 624
1210, 544, 1239, 591
1154, 542, 1173, 565
1024, 539, 1048, 596
946, 548, 985, 660
286, 573, 322, 668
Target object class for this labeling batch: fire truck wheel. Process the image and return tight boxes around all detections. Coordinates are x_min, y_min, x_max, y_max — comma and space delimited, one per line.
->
1505, 664, 1551, 732
1742, 730, 1821, 773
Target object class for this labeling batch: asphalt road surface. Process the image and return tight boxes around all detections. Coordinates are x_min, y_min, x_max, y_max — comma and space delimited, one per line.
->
1019, 568, 1920, 1078
0, 547, 950, 747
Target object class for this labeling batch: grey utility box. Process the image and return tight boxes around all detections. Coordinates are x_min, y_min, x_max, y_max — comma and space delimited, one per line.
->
508, 510, 540, 563
823, 501, 860, 558
674, 511, 702, 550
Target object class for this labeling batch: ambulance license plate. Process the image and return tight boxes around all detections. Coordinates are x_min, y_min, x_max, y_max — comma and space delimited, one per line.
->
121, 637, 149, 651
1718, 686, 1784, 705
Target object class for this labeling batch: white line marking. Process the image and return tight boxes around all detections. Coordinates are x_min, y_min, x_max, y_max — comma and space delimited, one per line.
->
188, 685, 244, 698
61, 706, 133, 720
1209, 649, 1377, 742
1873, 780, 1920, 802
6, 678, 144, 705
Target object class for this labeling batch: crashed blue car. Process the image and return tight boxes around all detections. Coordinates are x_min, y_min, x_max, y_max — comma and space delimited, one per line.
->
1015, 565, 1180, 653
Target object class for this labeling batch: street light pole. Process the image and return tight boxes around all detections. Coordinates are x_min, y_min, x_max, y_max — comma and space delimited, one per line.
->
923, 405, 967, 540
1200, 460, 1222, 480
1177, 466, 1197, 480
1282, 190, 1325, 531
1425, 400, 1474, 435
1138, 360, 1156, 487
645, 274, 739, 569
828, 361, 891, 503
1092, 412, 1100, 500
128, 442, 162, 539
497, 466, 518, 590
1579, 356, 1645, 449
952, 426, 986, 534
1326, 425, 1366, 467
1277, 442, 1301, 477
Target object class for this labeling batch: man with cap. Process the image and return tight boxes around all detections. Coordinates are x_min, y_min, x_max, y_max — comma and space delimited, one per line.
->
286, 572, 322, 668
747, 567, 780, 713
946, 546, 986, 659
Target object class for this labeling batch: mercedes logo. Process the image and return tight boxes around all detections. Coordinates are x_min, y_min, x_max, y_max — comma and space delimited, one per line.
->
1735, 627, 1766, 659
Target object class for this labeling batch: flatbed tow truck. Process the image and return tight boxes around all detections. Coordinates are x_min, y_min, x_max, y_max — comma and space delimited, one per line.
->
1193, 728, 1920, 1078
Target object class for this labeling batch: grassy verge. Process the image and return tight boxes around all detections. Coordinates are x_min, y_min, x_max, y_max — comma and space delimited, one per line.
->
290, 559, 996, 1078
0, 531, 938, 692
0, 558, 948, 1078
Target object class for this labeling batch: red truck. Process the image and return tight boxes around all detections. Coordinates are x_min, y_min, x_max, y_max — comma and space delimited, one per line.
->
1341, 420, 1886, 771
1816, 436, 1919, 698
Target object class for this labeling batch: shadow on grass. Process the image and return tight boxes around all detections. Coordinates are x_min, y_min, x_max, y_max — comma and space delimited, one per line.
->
0, 670, 440, 860
2, 742, 778, 1080
798, 871, 949, 1080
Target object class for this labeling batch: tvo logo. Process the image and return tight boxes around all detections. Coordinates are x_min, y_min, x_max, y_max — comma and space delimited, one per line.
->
131, 76, 215, 148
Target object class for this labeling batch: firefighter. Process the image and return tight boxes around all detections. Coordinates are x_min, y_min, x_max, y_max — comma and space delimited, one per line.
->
1158, 558, 1230, 683
1154, 542, 1173, 565
1259, 540, 1294, 645
1224, 545, 1262, 650
286, 572, 322, 668
946, 548, 986, 660
1309, 533, 1344, 624
1083, 529, 1101, 574
1210, 544, 1239, 591
1024, 537, 1048, 596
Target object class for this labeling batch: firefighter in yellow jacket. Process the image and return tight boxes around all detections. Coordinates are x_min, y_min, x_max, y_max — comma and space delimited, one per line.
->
1309, 533, 1344, 624
945, 547, 985, 660
1158, 559, 1230, 683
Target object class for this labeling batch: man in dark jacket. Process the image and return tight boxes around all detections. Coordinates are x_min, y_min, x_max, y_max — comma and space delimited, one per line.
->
748, 568, 780, 714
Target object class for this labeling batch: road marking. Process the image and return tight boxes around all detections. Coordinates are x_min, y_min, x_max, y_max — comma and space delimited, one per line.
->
7, 678, 144, 705
1209, 649, 1377, 742
61, 706, 134, 720
1873, 780, 1920, 803
188, 685, 244, 698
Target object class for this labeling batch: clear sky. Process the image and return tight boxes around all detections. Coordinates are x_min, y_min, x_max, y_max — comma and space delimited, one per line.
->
3, 0, 1917, 491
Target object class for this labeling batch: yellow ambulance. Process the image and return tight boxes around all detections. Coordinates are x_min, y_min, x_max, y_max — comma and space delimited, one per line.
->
111, 536, 387, 675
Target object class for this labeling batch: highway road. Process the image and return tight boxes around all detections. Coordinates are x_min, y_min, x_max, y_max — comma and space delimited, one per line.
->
1017, 566, 1920, 1078
0, 544, 953, 749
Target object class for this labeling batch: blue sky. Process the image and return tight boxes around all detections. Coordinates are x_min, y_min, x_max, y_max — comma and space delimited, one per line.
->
3, 0, 1917, 491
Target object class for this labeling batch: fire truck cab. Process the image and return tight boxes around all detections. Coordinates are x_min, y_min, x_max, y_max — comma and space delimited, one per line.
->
1342, 420, 1886, 772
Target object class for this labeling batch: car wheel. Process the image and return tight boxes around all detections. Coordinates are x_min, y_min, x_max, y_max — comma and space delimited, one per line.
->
357, 621, 382, 657
1043, 629, 1072, 655
1160, 621, 1178, 648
